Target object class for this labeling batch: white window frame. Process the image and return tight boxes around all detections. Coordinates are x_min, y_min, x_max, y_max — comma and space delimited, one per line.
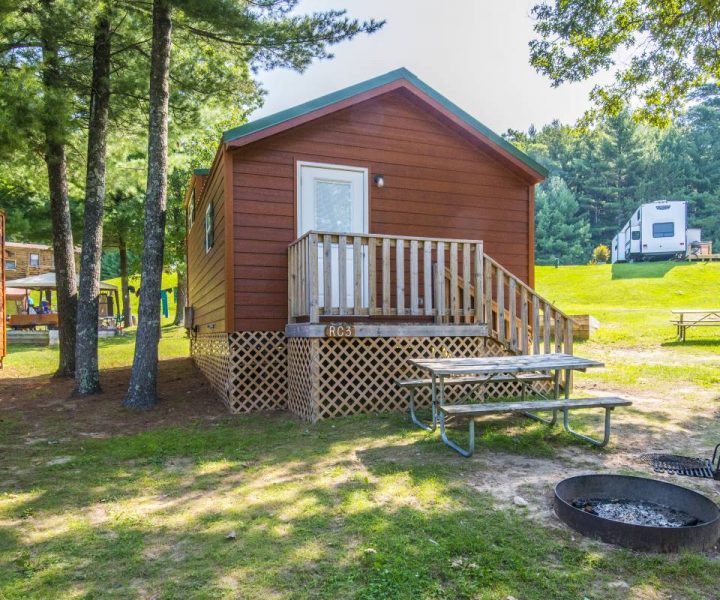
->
296, 161, 369, 237
204, 201, 214, 253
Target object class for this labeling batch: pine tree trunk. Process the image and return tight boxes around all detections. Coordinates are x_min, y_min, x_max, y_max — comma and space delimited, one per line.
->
119, 236, 132, 327
173, 268, 186, 326
41, 8, 76, 378
75, 9, 112, 395
123, 0, 171, 410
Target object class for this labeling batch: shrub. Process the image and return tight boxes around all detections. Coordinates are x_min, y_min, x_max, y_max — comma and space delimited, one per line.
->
591, 244, 610, 264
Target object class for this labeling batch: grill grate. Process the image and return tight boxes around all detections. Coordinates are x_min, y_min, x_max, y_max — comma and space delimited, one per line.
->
640, 444, 720, 480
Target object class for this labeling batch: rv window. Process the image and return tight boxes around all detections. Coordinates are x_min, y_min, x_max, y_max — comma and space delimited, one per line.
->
652, 222, 674, 238
631, 231, 640, 240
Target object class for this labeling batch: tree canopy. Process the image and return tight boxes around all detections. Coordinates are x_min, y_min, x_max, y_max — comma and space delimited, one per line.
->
530, 0, 720, 125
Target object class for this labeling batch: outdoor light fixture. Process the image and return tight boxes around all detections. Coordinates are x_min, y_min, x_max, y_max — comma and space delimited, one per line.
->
373, 174, 385, 188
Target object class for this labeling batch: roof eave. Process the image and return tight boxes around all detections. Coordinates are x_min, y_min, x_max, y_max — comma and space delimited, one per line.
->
222, 68, 547, 183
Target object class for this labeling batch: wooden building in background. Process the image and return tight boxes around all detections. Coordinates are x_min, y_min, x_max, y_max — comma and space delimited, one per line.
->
185, 69, 573, 420
4, 241, 58, 277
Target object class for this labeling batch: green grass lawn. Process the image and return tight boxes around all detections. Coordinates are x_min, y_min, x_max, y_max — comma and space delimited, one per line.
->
536, 261, 720, 349
2, 262, 719, 599
536, 261, 720, 394
3, 325, 188, 379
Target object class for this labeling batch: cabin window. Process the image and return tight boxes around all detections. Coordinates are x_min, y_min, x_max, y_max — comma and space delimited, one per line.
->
204, 201, 214, 253
631, 231, 641, 240
5, 259, 16, 270
188, 190, 195, 229
29, 253, 40, 267
652, 222, 674, 238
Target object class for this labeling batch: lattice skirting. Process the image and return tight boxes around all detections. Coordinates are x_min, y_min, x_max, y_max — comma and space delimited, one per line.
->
194, 331, 551, 420
286, 335, 545, 422
192, 331, 287, 413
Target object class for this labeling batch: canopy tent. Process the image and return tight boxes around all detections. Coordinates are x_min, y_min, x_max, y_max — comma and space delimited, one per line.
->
5, 287, 28, 301
6, 272, 117, 291
7, 272, 120, 319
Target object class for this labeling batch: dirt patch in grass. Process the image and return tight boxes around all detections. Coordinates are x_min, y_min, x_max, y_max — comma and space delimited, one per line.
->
0, 357, 227, 438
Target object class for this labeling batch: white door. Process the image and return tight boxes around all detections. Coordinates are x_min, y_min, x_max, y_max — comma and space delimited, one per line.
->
297, 162, 368, 309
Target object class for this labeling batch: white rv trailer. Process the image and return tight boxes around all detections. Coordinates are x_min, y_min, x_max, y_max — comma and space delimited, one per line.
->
613, 201, 691, 263
611, 230, 627, 263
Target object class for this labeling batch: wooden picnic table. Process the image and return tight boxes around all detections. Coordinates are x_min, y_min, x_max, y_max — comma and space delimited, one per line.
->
671, 309, 720, 342
404, 353, 620, 456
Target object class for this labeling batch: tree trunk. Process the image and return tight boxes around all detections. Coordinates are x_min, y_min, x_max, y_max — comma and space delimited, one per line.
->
124, 0, 171, 410
173, 268, 186, 326
75, 9, 112, 395
119, 236, 132, 327
41, 8, 76, 378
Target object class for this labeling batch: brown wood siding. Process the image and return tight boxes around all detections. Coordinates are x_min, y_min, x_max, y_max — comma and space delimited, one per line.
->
4, 244, 62, 277
231, 90, 534, 332
187, 154, 226, 332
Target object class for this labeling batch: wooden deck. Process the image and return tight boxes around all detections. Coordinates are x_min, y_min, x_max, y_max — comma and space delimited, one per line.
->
287, 230, 573, 354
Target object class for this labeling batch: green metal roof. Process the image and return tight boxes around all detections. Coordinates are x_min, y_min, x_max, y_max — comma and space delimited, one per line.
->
222, 68, 548, 178
193, 168, 210, 176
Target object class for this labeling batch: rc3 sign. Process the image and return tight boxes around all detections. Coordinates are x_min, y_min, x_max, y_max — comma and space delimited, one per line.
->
324, 324, 355, 338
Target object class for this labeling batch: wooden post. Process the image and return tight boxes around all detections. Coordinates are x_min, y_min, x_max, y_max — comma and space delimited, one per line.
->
496, 268, 505, 343
508, 278, 517, 350
410, 239, 419, 316
474, 242, 483, 324
450, 242, 458, 323
396, 238, 405, 314
308, 233, 319, 323
520, 286, 529, 354
423, 241, 433, 316
462, 243, 471, 323
436, 241, 445, 323
368, 237, 377, 315
353, 235, 362, 313
382, 237, 391, 315
543, 302, 551, 353
323, 233, 332, 314
288, 244, 295, 322
532, 295, 540, 354
338, 234, 347, 316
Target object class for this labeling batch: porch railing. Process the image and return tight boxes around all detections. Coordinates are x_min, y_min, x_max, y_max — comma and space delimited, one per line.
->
288, 230, 572, 355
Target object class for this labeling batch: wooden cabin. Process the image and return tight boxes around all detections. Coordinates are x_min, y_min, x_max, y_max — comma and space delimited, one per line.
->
185, 68, 573, 420
5, 242, 58, 277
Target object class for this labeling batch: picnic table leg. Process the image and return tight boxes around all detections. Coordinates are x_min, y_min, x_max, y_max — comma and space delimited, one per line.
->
519, 371, 558, 426
436, 375, 475, 457
562, 407, 614, 447
408, 387, 436, 432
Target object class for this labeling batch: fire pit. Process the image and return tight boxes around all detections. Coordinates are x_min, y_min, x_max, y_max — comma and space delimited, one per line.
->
554, 474, 720, 552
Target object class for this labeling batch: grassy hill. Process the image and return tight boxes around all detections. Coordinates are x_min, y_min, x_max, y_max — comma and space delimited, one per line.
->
535, 261, 720, 351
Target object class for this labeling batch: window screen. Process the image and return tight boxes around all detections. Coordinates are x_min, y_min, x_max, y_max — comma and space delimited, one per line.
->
652, 222, 674, 238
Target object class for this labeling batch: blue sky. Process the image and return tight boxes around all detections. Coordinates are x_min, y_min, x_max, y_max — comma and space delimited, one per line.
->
251, 0, 609, 134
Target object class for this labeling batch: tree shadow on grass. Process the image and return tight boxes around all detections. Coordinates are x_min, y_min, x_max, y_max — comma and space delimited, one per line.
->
611, 261, 690, 280
1, 413, 719, 599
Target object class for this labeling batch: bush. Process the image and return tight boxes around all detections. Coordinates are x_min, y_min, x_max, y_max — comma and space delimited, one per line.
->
591, 244, 610, 264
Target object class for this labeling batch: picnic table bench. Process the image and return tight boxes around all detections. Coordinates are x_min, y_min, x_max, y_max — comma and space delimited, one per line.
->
671, 309, 720, 342
399, 354, 631, 457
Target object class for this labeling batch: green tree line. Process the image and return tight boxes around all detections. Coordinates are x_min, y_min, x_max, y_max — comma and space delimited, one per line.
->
506, 86, 720, 264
